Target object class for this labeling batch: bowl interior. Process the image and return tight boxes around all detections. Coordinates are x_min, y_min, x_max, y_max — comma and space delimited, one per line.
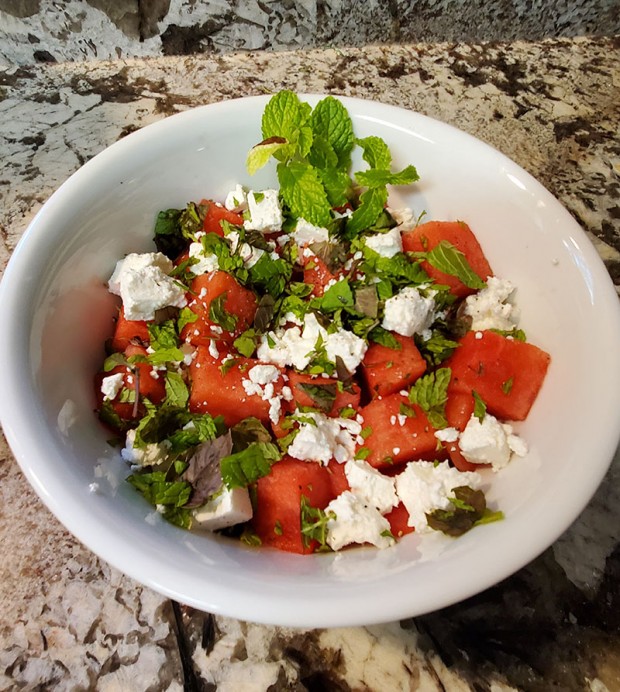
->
2, 95, 619, 627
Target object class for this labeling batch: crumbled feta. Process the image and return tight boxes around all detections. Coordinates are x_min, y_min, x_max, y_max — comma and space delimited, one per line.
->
434, 427, 459, 444
224, 184, 248, 212
464, 276, 519, 332
387, 206, 416, 230
364, 227, 403, 258
344, 459, 398, 514
241, 364, 283, 424
287, 412, 362, 465
291, 218, 329, 247
395, 460, 482, 532
108, 252, 187, 321
180, 342, 197, 366
458, 413, 528, 471
244, 189, 283, 233
381, 286, 435, 337
188, 242, 219, 275
257, 312, 367, 372
120, 429, 171, 467
100, 372, 125, 401
192, 487, 253, 531
208, 339, 220, 359
326, 491, 394, 550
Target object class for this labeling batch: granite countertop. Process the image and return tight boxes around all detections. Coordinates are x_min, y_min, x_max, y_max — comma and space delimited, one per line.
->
1, 37, 619, 691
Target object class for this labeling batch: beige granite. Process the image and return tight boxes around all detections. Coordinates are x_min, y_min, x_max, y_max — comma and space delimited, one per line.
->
0, 38, 619, 690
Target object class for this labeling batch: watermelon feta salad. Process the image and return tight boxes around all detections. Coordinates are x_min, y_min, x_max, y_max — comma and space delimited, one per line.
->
95, 92, 550, 554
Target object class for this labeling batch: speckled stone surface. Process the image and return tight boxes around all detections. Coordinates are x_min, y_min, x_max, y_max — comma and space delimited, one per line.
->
1, 38, 619, 691
0, 0, 619, 65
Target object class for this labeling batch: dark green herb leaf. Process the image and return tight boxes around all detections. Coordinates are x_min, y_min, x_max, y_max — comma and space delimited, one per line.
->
220, 442, 281, 489
426, 240, 487, 290
300, 495, 335, 550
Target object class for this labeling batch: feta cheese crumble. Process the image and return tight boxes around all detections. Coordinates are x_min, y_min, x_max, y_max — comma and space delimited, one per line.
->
325, 491, 394, 551
395, 460, 482, 532
224, 184, 248, 212
464, 276, 519, 332
100, 373, 125, 401
458, 413, 528, 471
188, 242, 219, 275
364, 227, 403, 258
291, 218, 329, 247
244, 189, 283, 233
381, 286, 435, 338
287, 412, 362, 465
120, 429, 171, 467
108, 252, 187, 320
241, 364, 286, 424
344, 458, 398, 514
192, 487, 253, 531
257, 312, 367, 372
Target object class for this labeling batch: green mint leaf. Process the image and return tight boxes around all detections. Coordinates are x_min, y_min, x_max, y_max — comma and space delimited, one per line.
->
248, 253, 292, 298
368, 326, 401, 349
472, 391, 487, 422
177, 306, 198, 333
318, 167, 354, 208
319, 278, 355, 313
127, 471, 192, 508
309, 96, 354, 168
355, 164, 419, 189
356, 136, 392, 169
501, 377, 514, 395
209, 293, 238, 333
220, 442, 281, 489
103, 352, 127, 372
415, 330, 460, 367
408, 367, 452, 429
277, 160, 332, 227
491, 327, 527, 342
345, 186, 388, 237
261, 91, 313, 160
426, 240, 487, 290
246, 136, 288, 175
234, 328, 258, 358
165, 371, 189, 408
179, 202, 208, 239
300, 495, 335, 550
148, 320, 179, 351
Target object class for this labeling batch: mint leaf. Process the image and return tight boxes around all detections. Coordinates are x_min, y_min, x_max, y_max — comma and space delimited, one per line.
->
415, 330, 460, 367
165, 371, 189, 408
318, 278, 355, 313
426, 486, 490, 537
261, 90, 313, 160
309, 96, 354, 167
345, 186, 388, 237
356, 136, 392, 169
408, 367, 452, 429
472, 390, 487, 421
355, 165, 419, 189
103, 352, 127, 372
209, 293, 238, 332
246, 136, 288, 175
296, 382, 337, 413
426, 240, 487, 290
177, 306, 198, 333
127, 471, 192, 508
300, 495, 335, 550
220, 442, 281, 489
277, 160, 332, 226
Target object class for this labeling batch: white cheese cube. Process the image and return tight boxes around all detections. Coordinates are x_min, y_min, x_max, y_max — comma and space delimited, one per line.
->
192, 487, 253, 531
244, 189, 283, 233
364, 227, 403, 258
381, 286, 435, 337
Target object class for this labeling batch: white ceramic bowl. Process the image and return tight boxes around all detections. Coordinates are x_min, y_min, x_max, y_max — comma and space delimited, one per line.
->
1, 95, 619, 628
